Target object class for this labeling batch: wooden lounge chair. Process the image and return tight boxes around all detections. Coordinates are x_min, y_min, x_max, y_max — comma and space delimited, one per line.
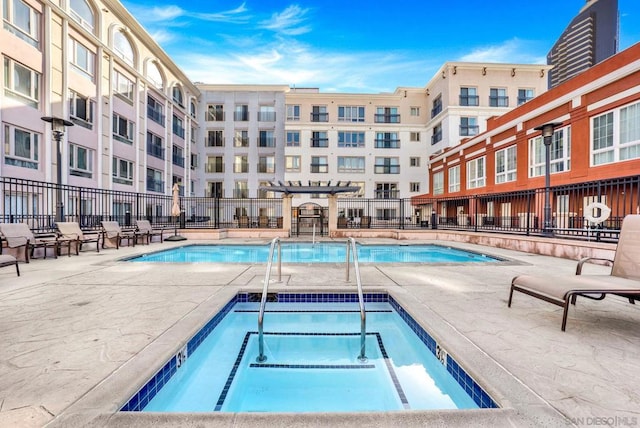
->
0, 222, 63, 261
135, 220, 165, 244
508, 214, 640, 331
101, 221, 139, 249
56, 222, 101, 253
0, 236, 20, 276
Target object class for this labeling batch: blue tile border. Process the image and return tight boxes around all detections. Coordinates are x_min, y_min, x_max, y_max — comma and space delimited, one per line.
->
121, 292, 498, 412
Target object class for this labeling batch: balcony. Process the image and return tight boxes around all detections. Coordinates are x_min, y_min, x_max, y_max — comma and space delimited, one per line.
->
173, 123, 185, 138
147, 106, 165, 125
310, 112, 329, 122
431, 131, 442, 145
431, 104, 442, 118
374, 139, 400, 149
147, 143, 164, 160
374, 114, 400, 123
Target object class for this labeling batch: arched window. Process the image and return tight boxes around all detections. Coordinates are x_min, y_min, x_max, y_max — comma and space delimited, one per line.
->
146, 61, 163, 90
190, 100, 197, 118
172, 86, 184, 108
69, 0, 94, 32
113, 31, 134, 67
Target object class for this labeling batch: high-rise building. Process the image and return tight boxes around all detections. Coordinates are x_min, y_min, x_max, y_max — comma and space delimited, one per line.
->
547, 0, 619, 88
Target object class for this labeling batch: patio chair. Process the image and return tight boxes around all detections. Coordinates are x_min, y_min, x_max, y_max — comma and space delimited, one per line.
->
0, 222, 62, 262
0, 236, 20, 276
508, 214, 640, 331
238, 216, 249, 228
259, 216, 269, 228
101, 221, 139, 249
135, 220, 165, 244
56, 222, 101, 254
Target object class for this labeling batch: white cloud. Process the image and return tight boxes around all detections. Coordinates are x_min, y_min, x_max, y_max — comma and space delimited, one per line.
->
458, 38, 547, 64
259, 5, 312, 36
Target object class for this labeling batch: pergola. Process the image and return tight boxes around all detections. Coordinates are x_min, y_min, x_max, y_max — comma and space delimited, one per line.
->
259, 181, 361, 195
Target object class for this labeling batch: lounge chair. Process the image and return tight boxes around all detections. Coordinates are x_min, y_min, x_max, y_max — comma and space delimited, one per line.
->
259, 216, 269, 228
135, 220, 165, 244
0, 236, 20, 276
508, 214, 640, 331
0, 222, 63, 261
101, 221, 140, 249
238, 216, 249, 228
56, 222, 101, 253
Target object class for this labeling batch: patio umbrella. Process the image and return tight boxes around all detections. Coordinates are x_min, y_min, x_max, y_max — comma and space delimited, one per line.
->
166, 183, 187, 241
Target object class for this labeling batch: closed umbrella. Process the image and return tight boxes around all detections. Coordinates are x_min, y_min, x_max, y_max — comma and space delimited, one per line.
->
165, 183, 187, 241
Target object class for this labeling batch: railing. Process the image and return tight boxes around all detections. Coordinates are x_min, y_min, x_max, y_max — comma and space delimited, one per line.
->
346, 237, 367, 361
257, 237, 281, 362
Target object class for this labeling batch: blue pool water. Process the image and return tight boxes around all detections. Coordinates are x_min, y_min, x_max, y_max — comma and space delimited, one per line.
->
122, 293, 498, 413
128, 243, 500, 263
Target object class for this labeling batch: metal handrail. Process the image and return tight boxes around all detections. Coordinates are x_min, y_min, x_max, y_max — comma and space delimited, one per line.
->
257, 237, 281, 362
347, 237, 367, 361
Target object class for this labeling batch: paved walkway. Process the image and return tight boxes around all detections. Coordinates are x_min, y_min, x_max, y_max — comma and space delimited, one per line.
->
0, 238, 638, 427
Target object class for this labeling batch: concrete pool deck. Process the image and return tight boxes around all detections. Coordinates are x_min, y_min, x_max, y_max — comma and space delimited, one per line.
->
0, 238, 638, 427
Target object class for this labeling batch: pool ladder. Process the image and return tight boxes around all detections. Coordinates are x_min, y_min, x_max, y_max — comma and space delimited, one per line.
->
257, 237, 367, 362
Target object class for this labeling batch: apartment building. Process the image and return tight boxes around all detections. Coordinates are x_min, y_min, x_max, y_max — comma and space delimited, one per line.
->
421, 42, 640, 220
1, 0, 199, 217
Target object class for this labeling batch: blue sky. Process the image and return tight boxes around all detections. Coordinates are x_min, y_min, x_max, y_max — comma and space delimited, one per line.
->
121, 0, 640, 93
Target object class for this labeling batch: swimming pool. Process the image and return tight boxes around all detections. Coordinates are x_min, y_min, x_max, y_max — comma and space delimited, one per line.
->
121, 293, 498, 413
128, 243, 501, 263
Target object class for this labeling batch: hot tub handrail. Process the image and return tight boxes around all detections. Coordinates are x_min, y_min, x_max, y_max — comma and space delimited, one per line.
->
257, 237, 280, 362
348, 237, 367, 361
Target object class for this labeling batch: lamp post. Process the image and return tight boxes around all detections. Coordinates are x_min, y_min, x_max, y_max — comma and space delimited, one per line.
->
41, 116, 74, 223
534, 122, 562, 237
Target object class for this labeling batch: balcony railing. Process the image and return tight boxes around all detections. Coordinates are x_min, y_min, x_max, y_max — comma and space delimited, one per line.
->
147, 106, 165, 125
146, 178, 164, 193
374, 114, 400, 123
205, 163, 224, 173
459, 95, 479, 106
310, 163, 328, 173
460, 125, 479, 136
489, 96, 509, 107
147, 143, 164, 159
310, 112, 329, 122
172, 156, 185, 168
431, 131, 442, 145
173, 123, 185, 138
234, 111, 249, 121
374, 139, 400, 149
258, 111, 276, 121
374, 165, 400, 174
311, 138, 329, 148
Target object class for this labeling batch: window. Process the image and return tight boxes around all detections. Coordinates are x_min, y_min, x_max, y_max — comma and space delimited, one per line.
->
206, 130, 224, 147
146, 132, 164, 159
374, 157, 399, 174
285, 155, 300, 172
496, 146, 517, 183
460, 117, 478, 136
258, 155, 275, 173
310, 156, 328, 173
190, 101, 196, 118
410, 107, 420, 116
68, 38, 95, 79
114, 71, 134, 102
146, 62, 163, 90
69, 0, 94, 32
375, 183, 397, 199
410, 132, 420, 142
311, 131, 328, 147
172, 145, 184, 167
286, 131, 300, 147
337, 156, 365, 173
69, 143, 93, 178
467, 156, 486, 189
206, 104, 224, 121
338, 106, 365, 122
375, 132, 399, 148
234, 181, 248, 198
208, 181, 223, 198
258, 105, 275, 121
338, 131, 365, 148
146, 168, 164, 192
69, 91, 94, 128
459, 87, 478, 106
112, 157, 133, 184
205, 156, 224, 173
190, 153, 198, 169
431, 95, 442, 118
518, 88, 534, 105
433, 171, 444, 195
592, 101, 640, 165
113, 113, 134, 144
410, 157, 420, 167
172, 86, 184, 107
489, 88, 508, 107
258, 130, 275, 147
311, 105, 328, 122
448, 165, 460, 193
529, 126, 571, 176
147, 96, 164, 125
410, 182, 420, 192
234, 155, 248, 173
172, 115, 184, 138
3, 57, 40, 108
113, 31, 134, 66
286, 104, 300, 121
431, 123, 442, 145
190, 126, 196, 144
3, 0, 40, 47
234, 104, 249, 121
3, 124, 39, 169
234, 130, 248, 147
375, 107, 400, 123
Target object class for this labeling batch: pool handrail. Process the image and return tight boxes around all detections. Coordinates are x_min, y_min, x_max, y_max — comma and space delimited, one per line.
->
347, 237, 367, 361
257, 237, 281, 362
